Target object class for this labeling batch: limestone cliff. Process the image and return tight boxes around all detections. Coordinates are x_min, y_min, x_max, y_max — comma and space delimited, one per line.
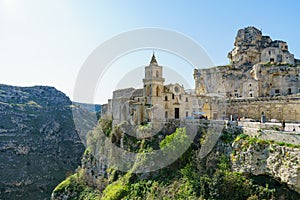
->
232, 136, 300, 193
51, 121, 300, 199
0, 84, 86, 200
228, 26, 295, 67
194, 26, 300, 122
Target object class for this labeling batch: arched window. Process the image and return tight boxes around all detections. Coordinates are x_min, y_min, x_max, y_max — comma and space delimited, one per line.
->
156, 86, 160, 96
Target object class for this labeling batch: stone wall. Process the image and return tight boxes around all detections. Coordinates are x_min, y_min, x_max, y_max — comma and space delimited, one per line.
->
111, 88, 134, 125
226, 96, 300, 122
237, 122, 300, 145
261, 47, 295, 64
194, 63, 300, 99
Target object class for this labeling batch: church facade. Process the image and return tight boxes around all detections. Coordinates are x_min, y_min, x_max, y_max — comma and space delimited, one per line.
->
105, 54, 201, 125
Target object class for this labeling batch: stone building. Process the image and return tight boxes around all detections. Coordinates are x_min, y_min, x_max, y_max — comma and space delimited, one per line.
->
105, 54, 201, 125
103, 26, 300, 123
194, 26, 300, 122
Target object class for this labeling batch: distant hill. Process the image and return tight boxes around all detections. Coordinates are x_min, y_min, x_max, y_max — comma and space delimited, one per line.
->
72, 102, 101, 113
0, 84, 95, 200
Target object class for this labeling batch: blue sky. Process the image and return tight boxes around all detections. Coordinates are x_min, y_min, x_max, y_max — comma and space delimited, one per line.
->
1, 0, 299, 103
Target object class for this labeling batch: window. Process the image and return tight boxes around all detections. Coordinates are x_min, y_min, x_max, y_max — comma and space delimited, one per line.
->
234, 90, 238, 98
172, 93, 175, 99
275, 89, 280, 94
156, 71, 159, 77
213, 113, 217, 120
249, 83, 252, 87
277, 54, 282, 62
165, 111, 168, 119
270, 58, 275, 62
186, 112, 189, 117
165, 96, 168, 101
268, 51, 271, 55
288, 88, 292, 94
156, 86, 160, 96
185, 97, 188, 102
250, 93, 253, 97
174, 108, 179, 119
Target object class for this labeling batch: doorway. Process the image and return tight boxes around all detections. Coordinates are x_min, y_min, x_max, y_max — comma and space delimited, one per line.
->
175, 108, 180, 119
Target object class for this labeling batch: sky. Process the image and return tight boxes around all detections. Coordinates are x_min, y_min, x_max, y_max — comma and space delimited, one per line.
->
1, 0, 300, 104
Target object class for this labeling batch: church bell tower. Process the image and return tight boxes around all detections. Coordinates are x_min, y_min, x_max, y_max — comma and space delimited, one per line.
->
143, 53, 165, 106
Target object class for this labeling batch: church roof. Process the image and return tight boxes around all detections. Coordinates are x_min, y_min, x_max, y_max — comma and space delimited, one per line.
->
131, 89, 143, 97
150, 53, 158, 64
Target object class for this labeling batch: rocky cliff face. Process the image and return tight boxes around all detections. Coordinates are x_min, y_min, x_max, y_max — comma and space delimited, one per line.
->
0, 84, 85, 200
51, 121, 300, 199
228, 26, 296, 67
232, 137, 300, 193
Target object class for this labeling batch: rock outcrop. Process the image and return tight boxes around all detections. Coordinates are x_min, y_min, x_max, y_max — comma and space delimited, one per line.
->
232, 137, 300, 193
194, 26, 300, 122
51, 122, 300, 199
0, 84, 85, 200
228, 26, 296, 67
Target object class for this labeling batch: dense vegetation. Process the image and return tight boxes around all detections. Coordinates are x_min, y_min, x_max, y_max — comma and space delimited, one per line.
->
52, 119, 300, 200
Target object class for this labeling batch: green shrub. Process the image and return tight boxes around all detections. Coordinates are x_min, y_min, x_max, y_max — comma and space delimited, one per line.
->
101, 181, 128, 200
53, 170, 101, 199
159, 128, 190, 160
99, 117, 112, 136
218, 155, 231, 171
